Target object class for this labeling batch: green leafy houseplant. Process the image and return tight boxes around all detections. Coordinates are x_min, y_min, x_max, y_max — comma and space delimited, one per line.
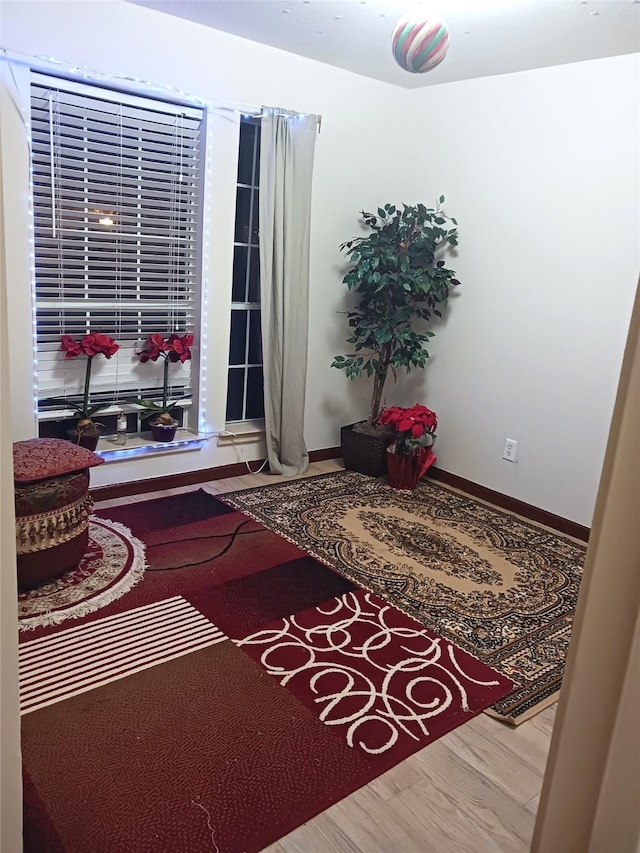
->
332, 200, 460, 430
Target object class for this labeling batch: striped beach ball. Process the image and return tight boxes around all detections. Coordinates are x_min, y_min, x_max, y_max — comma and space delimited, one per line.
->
392, 10, 450, 74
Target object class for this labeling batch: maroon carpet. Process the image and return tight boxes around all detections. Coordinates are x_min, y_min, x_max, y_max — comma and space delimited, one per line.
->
21, 489, 514, 853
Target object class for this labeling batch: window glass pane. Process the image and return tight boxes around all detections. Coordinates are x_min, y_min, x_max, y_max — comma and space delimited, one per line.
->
235, 187, 251, 243
237, 122, 256, 185
228, 310, 248, 365
246, 366, 264, 420
247, 247, 260, 303
232, 246, 248, 303
248, 310, 262, 365
251, 190, 259, 245
226, 368, 245, 421
226, 117, 262, 425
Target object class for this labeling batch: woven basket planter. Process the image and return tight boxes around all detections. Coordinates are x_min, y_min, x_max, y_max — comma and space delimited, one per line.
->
340, 423, 394, 478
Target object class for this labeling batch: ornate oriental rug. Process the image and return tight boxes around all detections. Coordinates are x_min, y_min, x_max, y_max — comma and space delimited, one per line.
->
21, 490, 512, 853
18, 517, 146, 631
225, 471, 587, 724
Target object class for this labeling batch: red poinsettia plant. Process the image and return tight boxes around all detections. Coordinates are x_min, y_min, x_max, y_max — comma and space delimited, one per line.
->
59, 332, 120, 434
378, 404, 438, 456
130, 333, 194, 426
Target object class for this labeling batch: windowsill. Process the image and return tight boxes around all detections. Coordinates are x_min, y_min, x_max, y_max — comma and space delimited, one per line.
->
95, 429, 205, 462
38, 401, 192, 422
217, 419, 265, 446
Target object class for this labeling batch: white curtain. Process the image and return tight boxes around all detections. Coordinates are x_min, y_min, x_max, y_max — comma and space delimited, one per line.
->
259, 108, 317, 476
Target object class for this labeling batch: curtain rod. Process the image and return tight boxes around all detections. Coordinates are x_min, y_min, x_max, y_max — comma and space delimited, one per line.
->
1, 49, 322, 129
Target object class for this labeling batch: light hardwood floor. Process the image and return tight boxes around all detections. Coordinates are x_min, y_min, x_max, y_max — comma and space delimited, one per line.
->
95, 460, 553, 853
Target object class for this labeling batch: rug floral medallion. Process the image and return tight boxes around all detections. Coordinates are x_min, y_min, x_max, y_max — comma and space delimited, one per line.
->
225, 471, 587, 723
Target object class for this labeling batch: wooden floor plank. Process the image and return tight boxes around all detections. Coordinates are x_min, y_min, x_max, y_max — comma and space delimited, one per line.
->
438, 718, 544, 805
407, 740, 536, 848
263, 811, 364, 853
387, 777, 524, 853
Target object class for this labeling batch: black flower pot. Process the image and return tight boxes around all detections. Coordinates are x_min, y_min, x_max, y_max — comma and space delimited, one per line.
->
340, 423, 394, 478
66, 426, 103, 451
150, 423, 178, 442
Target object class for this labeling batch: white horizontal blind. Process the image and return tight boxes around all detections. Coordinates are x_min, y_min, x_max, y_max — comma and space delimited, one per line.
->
30, 73, 204, 412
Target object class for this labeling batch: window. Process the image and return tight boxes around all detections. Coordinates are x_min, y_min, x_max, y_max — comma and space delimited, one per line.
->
226, 117, 264, 423
31, 73, 204, 432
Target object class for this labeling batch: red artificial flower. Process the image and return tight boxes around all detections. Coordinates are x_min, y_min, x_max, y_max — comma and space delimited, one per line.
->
81, 332, 119, 359
139, 334, 167, 363
60, 333, 119, 360
166, 333, 194, 363
59, 332, 120, 419
60, 335, 83, 360
377, 404, 437, 438
379, 407, 402, 426
137, 331, 194, 364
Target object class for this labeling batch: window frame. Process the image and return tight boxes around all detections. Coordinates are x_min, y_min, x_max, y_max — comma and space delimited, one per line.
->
226, 116, 265, 427
28, 70, 208, 438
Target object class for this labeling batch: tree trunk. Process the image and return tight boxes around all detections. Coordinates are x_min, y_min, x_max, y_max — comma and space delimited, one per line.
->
368, 345, 391, 425
369, 372, 386, 425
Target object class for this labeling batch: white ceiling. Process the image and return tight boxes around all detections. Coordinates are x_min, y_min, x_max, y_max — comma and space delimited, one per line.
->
129, 0, 640, 89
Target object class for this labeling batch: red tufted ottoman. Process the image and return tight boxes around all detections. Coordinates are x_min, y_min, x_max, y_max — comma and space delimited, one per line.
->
13, 438, 104, 590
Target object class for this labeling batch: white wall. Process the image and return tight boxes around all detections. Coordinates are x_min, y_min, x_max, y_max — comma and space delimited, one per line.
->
0, 63, 23, 850
401, 55, 639, 525
0, 0, 414, 488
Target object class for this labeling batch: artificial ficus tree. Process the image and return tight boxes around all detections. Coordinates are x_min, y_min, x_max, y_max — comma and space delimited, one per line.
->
332, 199, 460, 427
